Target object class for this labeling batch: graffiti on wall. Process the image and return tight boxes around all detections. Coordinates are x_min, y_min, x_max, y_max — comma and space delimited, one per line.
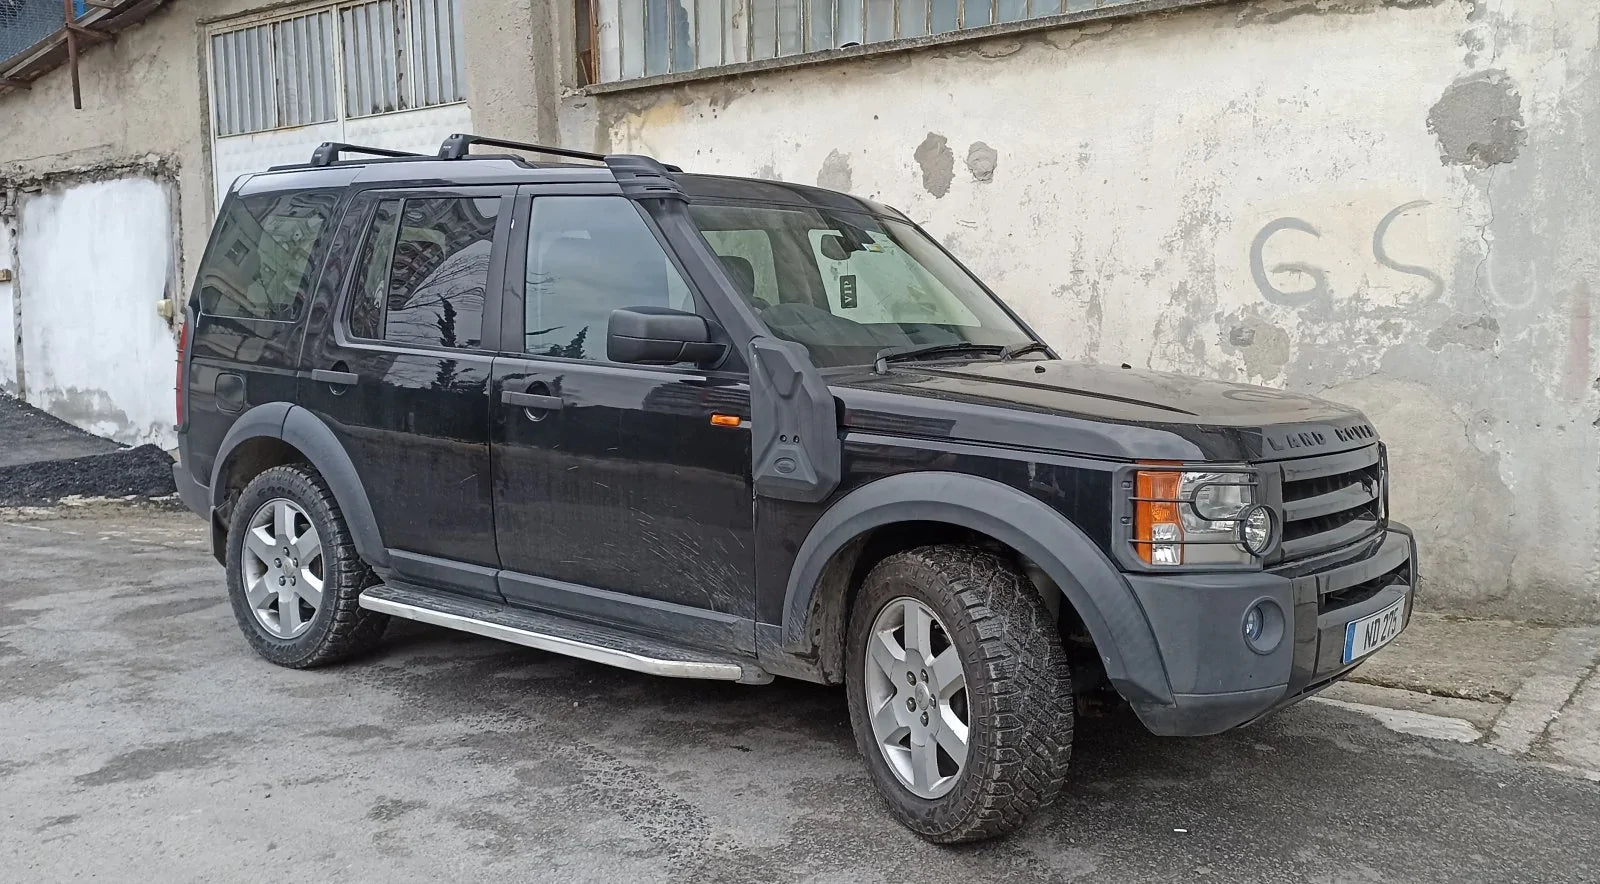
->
1249, 200, 1444, 308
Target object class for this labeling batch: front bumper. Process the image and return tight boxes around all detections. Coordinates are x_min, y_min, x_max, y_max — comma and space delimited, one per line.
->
1126, 524, 1417, 736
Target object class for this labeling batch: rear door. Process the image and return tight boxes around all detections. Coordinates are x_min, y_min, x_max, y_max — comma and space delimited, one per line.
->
489, 188, 756, 644
298, 185, 513, 600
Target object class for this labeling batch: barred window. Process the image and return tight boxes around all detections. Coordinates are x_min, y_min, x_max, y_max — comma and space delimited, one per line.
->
210, 0, 465, 137
584, 0, 1111, 82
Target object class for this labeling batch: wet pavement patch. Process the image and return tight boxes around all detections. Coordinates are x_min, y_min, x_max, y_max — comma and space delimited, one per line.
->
74, 735, 238, 787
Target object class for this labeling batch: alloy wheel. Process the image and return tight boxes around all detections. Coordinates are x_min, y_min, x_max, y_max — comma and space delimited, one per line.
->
863, 596, 971, 799
240, 497, 325, 639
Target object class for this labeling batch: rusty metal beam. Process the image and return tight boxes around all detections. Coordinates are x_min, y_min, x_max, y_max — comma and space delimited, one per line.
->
67, 26, 114, 46
64, 0, 82, 110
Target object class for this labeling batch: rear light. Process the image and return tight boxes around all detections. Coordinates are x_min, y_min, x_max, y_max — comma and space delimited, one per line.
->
175, 319, 189, 430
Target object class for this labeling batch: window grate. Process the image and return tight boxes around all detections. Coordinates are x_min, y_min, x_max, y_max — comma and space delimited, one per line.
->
210, 0, 467, 138
591, 0, 1125, 82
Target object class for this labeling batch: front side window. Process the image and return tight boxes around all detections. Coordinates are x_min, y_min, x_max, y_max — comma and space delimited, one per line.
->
198, 189, 340, 321
689, 202, 1031, 368
523, 196, 693, 361
347, 195, 498, 349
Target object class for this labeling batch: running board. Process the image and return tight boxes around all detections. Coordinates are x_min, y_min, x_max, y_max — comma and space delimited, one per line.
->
359, 584, 770, 684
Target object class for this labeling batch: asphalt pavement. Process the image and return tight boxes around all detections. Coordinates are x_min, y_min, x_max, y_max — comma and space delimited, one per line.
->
3, 506, 1599, 883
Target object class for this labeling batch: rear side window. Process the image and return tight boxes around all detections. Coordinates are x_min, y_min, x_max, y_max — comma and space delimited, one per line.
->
347, 196, 499, 350
198, 189, 339, 321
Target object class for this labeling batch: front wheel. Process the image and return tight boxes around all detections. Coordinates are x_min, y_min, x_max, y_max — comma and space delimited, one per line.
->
845, 546, 1074, 843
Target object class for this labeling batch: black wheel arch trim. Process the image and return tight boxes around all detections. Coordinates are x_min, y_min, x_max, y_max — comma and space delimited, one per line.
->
208, 403, 389, 570
779, 471, 1174, 708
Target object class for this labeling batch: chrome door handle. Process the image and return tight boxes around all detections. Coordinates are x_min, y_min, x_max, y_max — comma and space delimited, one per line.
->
311, 369, 358, 386
501, 390, 564, 410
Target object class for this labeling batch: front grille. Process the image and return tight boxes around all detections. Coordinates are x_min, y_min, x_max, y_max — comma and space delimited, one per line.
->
1278, 445, 1385, 561
1320, 558, 1408, 613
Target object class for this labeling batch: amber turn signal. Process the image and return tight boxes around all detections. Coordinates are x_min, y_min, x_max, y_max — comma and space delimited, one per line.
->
709, 414, 741, 428
1134, 468, 1182, 565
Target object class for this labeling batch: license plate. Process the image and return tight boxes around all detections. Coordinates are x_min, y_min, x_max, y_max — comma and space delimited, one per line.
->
1343, 598, 1406, 663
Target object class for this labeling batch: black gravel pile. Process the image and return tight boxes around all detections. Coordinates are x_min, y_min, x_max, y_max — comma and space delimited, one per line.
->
0, 444, 177, 505
0, 392, 120, 468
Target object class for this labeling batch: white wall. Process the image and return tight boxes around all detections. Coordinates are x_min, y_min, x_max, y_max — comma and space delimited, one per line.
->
0, 221, 15, 394
580, 0, 1600, 622
17, 177, 177, 447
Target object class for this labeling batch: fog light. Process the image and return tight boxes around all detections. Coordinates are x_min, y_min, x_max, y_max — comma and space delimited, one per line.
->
1242, 599, 1285, 655
1243, 605, 1264, 643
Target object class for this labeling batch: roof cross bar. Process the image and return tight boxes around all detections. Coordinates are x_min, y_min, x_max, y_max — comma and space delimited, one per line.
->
438, 134, 608, 163
309, 142, 424, 167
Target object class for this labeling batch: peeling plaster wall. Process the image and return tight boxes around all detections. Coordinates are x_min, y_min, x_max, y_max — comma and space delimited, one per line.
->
0, 220, 16, 394
579, 0, 1600, 621
0, 0, 549, 440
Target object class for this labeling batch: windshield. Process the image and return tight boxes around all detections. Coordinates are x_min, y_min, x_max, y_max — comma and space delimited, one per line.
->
688, 202, 1034, 368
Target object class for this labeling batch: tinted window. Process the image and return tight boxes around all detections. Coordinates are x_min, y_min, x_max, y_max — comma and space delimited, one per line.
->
347, 196, 498, 349
198, 189, 339, 321
524, 197, 692, 360
688, 203, 1030, 368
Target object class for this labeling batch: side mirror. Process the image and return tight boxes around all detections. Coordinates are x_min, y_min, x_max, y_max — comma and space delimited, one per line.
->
607, 306, 728, 367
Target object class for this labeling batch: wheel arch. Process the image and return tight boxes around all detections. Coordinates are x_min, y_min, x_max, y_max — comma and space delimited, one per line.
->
778, 471, 1174, 708
209, 404, 388, 570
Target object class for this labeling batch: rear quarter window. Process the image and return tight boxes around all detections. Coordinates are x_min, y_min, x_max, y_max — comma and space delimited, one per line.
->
197, 189, 340, 321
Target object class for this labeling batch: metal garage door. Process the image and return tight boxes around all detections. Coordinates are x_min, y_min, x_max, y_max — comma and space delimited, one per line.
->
208, 0, 473, 205
15, 177, 178, 447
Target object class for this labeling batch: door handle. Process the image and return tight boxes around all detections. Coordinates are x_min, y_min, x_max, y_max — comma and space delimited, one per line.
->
501, 390, 565, 411
311, 368, 358, 386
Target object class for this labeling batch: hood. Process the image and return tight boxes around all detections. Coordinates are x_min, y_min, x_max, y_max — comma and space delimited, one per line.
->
829, 359, 1377, 462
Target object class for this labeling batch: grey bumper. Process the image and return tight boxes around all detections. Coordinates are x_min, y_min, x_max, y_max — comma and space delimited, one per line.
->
171, 460, 210, 519
1126, 525, 1417, 736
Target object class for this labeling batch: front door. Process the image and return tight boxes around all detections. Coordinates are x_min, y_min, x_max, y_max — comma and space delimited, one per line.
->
490, 190, 755, 641
299, 186, 512, 599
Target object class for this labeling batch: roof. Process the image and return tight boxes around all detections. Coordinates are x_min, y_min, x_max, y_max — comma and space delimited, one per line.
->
238, 136, 904, 218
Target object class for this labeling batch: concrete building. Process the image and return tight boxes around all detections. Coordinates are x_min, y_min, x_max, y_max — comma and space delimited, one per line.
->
0, 0, 1594, 622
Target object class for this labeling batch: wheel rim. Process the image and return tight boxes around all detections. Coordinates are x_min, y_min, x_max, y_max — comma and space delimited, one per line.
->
241, 498, 325, 640
863, 596, 970, 799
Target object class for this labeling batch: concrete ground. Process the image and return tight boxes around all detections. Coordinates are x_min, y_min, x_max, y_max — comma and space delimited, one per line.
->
4, 506, 1600, 883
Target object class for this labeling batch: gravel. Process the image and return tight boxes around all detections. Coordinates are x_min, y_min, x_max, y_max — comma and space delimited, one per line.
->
0, 393, 120, 468
0, 444, 178, 505
0, 393, 176, 505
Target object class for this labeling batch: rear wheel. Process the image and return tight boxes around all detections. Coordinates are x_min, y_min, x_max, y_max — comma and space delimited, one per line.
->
225, 464, 388, 668
845, 545, 1074, 843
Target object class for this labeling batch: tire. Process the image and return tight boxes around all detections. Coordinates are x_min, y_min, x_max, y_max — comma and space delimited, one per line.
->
225, 463, 388, 668
845, 545, 1074, 843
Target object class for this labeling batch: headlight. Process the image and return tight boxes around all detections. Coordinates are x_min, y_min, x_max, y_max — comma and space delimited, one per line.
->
1133, 467, 1275, 566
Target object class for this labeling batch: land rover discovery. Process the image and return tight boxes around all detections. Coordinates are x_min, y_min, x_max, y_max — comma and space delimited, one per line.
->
172, 135, 1417, 842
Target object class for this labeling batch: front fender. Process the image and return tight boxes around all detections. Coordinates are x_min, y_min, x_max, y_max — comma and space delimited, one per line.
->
780, 471, 1174, 709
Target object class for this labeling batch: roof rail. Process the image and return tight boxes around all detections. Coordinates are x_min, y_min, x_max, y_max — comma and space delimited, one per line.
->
437, 133, 607, 164
309, 142, 424, 167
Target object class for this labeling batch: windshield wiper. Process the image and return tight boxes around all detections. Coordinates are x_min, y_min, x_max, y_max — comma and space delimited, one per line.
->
874, 342, 1005, 374
999, 341, 1050, 361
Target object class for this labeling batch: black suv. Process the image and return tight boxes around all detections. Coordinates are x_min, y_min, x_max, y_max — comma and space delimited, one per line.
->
174, 135, 1417, 842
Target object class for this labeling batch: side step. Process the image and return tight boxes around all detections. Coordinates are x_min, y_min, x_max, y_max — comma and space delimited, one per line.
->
359, 584, 771, 684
